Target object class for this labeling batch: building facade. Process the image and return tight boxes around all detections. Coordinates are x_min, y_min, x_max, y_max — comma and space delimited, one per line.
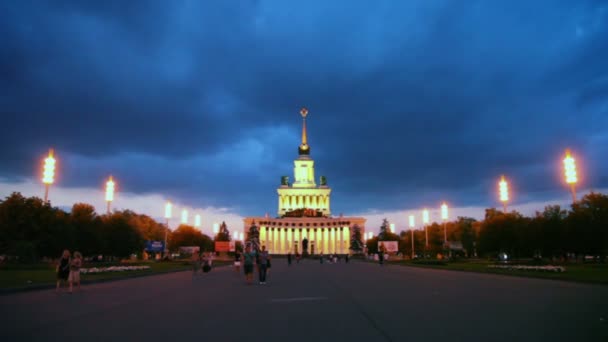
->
244, 108, 366, 254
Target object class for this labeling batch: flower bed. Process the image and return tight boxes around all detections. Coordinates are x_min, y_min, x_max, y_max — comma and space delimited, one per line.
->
81, 265, 151, 274
488, 265, 566, 273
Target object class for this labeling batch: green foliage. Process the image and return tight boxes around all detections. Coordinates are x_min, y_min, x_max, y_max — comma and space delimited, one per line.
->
0, 192, 216, 260
170, 225, 213, 252
350, 224, 364, 253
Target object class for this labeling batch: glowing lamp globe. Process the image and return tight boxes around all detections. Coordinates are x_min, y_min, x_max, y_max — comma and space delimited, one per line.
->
563, 150, 578, 184
105, 176, 115, 202
441, 203, 449, 221
164, 202, 172, 219
42, 149, 56, 185
499, 175, 509, 202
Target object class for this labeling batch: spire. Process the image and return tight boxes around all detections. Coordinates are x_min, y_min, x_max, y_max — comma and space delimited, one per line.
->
298, 107, 310, 155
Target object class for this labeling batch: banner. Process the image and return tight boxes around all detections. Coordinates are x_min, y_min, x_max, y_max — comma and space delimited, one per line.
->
145, 241, 165, 252
378, 241, 398, 253
215, 241, 235, 252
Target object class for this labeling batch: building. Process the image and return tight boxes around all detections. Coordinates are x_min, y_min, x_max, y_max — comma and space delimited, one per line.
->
243, 108, 366, 255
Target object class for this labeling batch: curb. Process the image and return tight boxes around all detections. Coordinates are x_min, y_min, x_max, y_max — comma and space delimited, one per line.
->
0, 264, 230, 296
0, 268, 189, 296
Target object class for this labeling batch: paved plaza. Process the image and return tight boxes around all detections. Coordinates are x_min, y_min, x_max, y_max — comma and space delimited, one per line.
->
1, 260, 607, 341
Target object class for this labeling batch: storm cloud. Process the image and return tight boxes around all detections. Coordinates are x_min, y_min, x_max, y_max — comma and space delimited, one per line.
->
1, 0, 606, 216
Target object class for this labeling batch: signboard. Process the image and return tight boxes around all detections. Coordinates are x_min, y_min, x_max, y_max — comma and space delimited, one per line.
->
215, 241, 235, 252
378, 241, 399, 253
145, 241, 165, 252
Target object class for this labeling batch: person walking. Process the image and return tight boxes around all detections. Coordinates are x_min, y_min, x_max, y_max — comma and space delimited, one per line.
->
243, 245, 256, 285
258, 246, 269, 284
296, 252, 301, 264
287, 252, 292, 266
379, 251, 384, 266
202, 252, 212, 273
320, 252, 324, 264
68, 251, 82, 293
56, 250, 71, 293
345, 254, 349, 263
191, 252, 201, 278
234, 250, 242, 273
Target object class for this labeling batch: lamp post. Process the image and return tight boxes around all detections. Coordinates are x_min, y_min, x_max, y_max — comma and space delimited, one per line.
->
409, 215, 415, 259
441, 203, 448, 243
105, 176, 115, 215
42, 149, 56, 203
441, 202, 449, 258
164, 201, 172, 257
563, 149, 578, 204
422, 209, 430, 248
499, 175, 509, 213
181, 209, 188, 225
390, 223, 395, 234
194, 214, 201, 228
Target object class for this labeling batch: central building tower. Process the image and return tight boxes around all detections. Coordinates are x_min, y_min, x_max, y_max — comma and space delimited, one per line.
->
277, 108, 331, 217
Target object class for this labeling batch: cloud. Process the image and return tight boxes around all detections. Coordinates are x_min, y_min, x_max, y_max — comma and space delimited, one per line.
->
0, 1, 606, 215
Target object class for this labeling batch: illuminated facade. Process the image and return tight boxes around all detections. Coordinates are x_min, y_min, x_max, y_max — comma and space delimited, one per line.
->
244, 108, 366, 255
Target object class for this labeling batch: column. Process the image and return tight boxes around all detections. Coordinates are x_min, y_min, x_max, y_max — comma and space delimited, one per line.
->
261, 227, 266, 247
316, 229, 322, 253
295, 229, 300, 253
323, 228, 328, 254
331, 228, 336, 254
338, 228, 343, 254
344, 227, 350, 253
284, 228, 288, 254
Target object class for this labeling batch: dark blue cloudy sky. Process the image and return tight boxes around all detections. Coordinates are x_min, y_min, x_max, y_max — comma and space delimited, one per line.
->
1, 0, 607, 220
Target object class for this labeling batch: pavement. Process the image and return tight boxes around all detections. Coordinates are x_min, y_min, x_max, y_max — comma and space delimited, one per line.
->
0, 260, 607, 342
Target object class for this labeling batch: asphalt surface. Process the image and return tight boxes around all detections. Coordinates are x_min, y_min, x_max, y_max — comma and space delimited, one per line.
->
1, 260, 607, 342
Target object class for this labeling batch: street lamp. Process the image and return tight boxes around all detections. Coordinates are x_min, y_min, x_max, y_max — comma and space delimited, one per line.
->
42, 149, 56, 203
390, 223, 395, 234
194, 214, 201, 228
164, 201, 172, 257
213, 223, 219, 235
422, 209, 430, 247
441, 202, 449, 243
563, 149, 578, 203
499, 175, 509, 213
181, 209, 188, 225
105, 176, 115, 215
409, 215, 415, 259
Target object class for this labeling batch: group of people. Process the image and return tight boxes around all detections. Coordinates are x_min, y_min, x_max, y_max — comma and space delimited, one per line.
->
191, 251, 214, 277
56, 249, 82, 293
234, 245, 272, 285
319, 253, 349, 264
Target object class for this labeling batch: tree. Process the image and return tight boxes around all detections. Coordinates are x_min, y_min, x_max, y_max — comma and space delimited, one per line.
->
169, 225, 213, 252
70, 203, 103, 257
215, 221, 231, 241
378, 218, 399, 241
100, 211, 144, 258
349, 224, 364, 253
567, 192, 608, 259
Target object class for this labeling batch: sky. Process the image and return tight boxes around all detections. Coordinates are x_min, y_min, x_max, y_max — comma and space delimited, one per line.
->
1, 1, 607, 234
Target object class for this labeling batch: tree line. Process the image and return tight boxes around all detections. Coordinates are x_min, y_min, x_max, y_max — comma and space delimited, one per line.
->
364, 192, 608, 261
0, 192, 232, 261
